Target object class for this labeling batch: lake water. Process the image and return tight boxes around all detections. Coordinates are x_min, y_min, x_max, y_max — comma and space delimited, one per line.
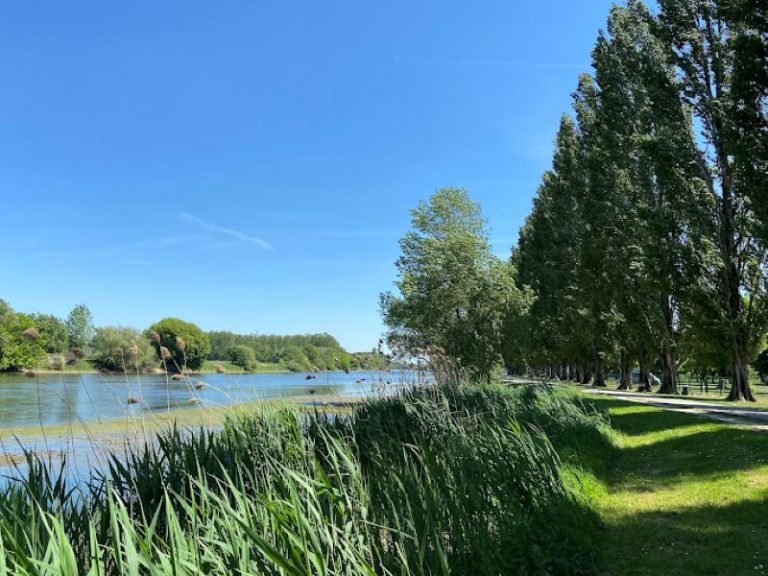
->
0, 370, 418, 431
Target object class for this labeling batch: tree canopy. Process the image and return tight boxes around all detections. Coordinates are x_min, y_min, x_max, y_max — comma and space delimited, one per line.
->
147, 318, 211, 372
381, 188, 530, 380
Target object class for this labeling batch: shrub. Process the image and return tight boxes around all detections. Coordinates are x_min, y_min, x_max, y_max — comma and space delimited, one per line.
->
91, 327, 159, 373
0, 311, 46, 371
147, 318, 211, 371
226, 344, 255, 370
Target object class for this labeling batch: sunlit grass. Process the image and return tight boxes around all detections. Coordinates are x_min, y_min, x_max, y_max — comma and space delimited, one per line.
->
587, 397, 768, 576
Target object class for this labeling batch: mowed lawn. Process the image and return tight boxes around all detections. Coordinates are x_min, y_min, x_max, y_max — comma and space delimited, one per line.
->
588, 398, 768, 575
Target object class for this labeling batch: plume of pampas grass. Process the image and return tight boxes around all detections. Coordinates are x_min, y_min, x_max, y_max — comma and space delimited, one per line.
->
22, 327, 39, 341
160, 346, 172, 361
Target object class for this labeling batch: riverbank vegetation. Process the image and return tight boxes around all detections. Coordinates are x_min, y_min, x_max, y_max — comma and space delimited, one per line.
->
383, 0, 768, 401
0, 377, 611, 574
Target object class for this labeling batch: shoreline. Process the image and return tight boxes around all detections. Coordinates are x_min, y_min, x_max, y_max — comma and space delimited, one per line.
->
0, 392, 370, 464
4, 368, 332, 376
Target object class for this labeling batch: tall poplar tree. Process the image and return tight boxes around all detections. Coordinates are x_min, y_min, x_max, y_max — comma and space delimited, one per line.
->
657, 0, 768, 400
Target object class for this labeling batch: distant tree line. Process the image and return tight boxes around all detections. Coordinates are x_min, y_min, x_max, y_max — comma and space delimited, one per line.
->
382, 0, 768, 401
207, 331, 389, 372
0, 300, 385, 374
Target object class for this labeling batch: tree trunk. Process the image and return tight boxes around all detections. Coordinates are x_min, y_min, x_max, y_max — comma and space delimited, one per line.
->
659, 348, 679, 395
728, 335, 756, 401
581, 363, 593, 385
638, 349, 652, 392
658, 296, 679, 395
592, 356, 606, 387
617, 349, 632, 390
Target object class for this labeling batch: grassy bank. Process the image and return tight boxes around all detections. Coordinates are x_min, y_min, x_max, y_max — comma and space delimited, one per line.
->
586, 397, 768, 575
199, 359, 288, 373
0, 383, 609, 575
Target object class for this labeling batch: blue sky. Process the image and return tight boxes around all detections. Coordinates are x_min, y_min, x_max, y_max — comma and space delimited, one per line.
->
0, 1, 615, 352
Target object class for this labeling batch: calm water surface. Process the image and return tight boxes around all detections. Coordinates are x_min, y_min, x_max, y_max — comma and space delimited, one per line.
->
0, 370, 417, 430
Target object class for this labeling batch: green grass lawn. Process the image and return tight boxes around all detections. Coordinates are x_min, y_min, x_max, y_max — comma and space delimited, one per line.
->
588, 397, 768, 575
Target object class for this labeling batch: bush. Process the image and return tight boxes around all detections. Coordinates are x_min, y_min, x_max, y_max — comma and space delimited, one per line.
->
226, 344, 255, 370
147, 318, 211, 371
90, 327, 159, 373
279, 344, 312, 372
0, 310, 46, 371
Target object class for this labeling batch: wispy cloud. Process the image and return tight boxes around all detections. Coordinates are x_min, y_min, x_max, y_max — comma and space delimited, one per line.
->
180, 213, 272, 250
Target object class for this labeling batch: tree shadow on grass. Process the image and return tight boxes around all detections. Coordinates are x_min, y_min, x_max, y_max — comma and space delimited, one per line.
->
599, 492, 768, 576
586, 394, 768, 574
585, 397, 704, 437
611, 426, 768, 492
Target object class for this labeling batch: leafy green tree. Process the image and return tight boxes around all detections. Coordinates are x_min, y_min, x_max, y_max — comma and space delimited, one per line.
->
208, 331, 241, 360
91, 327, 158, 373
587, 2, 708, 393
570, 72, 626, 387
512, 116, 588, 381
381, 188, 530, 380
279, 345, 312, 372
0, 309, 46, 371
66, 304, 95, 352
227, 344, 256, 370
34, 313, 69, 354
656, 0, 768, 401
147, 318, 211, 372
206, 331, 359, 371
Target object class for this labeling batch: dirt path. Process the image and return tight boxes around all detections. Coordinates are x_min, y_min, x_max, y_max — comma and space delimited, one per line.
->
582, 387, 768, 431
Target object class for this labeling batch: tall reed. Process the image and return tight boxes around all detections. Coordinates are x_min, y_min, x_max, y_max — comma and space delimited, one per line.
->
0, 377, 610, 575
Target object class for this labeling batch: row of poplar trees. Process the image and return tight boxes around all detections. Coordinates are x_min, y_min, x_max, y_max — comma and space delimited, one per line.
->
512, 0, 767, 400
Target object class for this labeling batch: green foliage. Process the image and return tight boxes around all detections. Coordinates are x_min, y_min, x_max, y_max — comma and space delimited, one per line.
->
382, 188, 531, 380
226, 344, 255, 370
65, 304, 95, 351
506, 0, 768, 399
147, 318, 211, 371
33, 313, 69, 354
208, 331, 370, 373
0, 307, 46, 371
279, 344, 312, 372
90, 327, 158, 373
